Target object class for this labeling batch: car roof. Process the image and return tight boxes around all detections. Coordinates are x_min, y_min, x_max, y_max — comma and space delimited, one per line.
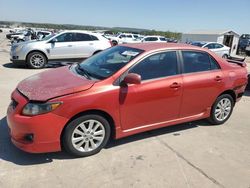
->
121, 43, 205, 52
144, 35, 164, 38
60, 30, 103, 37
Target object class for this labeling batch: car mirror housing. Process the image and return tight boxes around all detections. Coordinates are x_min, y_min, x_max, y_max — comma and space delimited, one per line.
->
122, 73, 141, 85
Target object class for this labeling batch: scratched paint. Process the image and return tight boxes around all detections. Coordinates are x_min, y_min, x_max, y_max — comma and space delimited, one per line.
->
17, 66, 95, 101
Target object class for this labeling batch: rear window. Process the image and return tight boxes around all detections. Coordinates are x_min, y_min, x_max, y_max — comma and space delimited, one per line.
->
90, 35, 99, 40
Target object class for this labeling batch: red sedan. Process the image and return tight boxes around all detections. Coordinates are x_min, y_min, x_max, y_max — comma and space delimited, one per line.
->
7, 43, 248, 157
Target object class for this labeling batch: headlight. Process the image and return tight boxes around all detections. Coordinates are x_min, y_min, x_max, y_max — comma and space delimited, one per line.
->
22, 102, 62, 116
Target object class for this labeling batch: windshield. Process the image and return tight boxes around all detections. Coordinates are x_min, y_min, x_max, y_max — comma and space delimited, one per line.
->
191, 41, 207, 47
40, 34, 55, 41
77, 46, 144, 80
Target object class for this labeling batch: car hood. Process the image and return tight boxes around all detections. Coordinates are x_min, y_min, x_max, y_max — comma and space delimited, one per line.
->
17, 66, 95, 101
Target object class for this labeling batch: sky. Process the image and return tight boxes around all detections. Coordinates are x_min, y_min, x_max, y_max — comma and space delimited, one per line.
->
0, 0, 249, 34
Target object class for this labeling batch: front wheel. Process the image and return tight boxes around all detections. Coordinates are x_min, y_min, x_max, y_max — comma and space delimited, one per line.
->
208, 94, 234, 125
62, 114, 111, 157
27, 52, 47, 69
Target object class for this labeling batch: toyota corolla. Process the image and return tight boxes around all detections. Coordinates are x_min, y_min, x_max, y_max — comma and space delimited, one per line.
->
7, 43, 248, 157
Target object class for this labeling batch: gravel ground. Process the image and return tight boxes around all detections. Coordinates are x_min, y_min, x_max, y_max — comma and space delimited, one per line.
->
0, 30, 250, 188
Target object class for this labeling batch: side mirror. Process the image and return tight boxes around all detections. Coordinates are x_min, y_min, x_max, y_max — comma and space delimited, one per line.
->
122, 73, 141, 85
49, 38, 58, 43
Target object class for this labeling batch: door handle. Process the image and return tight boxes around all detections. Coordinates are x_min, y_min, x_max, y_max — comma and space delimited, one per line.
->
67, 45, 73, 47
89, 43, 94, 45
170, 82, 181, 89
214, 76, 222, 81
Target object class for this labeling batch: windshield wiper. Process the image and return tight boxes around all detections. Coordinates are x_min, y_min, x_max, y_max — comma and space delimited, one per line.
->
76, 64, 92, 79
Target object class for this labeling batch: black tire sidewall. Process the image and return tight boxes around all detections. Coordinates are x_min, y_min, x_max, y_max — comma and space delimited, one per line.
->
62, 114, 111, 157
209, 94, 234, 125
222, 54, 228, 59
27, 52, 47, 69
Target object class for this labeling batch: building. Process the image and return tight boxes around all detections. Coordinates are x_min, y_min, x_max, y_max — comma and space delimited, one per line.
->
181, 30, 240, 55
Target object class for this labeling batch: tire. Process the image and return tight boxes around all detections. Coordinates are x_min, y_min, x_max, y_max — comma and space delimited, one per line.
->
62, 114, 111, 157
208, 94, 234, 125
112, 40, 118, 46
93, 50, 102, 55
222, 54, 228, 59
27, 51, 47, 69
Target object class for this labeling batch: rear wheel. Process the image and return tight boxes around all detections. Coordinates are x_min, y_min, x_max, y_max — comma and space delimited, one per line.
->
27, 52, 47, 69
208, 94, 234, 125
62, 114, 111, 157
222, 54, 228, 59
112, 40, 118, 46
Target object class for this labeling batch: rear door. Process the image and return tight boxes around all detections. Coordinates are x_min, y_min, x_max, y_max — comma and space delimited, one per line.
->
73, 33, 96, 58
214, 43, 227, 57
179, 50, 225, 118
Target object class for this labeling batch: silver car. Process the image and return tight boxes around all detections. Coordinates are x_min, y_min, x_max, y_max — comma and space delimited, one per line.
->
10, 30, 112, 68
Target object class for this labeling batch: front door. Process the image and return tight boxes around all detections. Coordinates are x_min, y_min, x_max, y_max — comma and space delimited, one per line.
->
47, 32, 76, 59
119, 51, 183, 131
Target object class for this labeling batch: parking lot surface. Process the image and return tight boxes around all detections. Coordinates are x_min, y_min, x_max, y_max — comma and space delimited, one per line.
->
0, 31, 250, 188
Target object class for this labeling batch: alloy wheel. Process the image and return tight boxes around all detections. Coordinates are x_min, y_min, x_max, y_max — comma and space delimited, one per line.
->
71, 119, 105, 152
30, 54, 45, 68
214, 98, 232, 122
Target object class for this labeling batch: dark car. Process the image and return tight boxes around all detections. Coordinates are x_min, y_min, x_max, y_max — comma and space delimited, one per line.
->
238, 34, 250, 53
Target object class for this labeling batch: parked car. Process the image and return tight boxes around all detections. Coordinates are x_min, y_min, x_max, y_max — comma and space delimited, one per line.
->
10, 30, 112, 68
141, 36, 167, 43
190, 41, 230, 58
166, 38, 178, 43
6, 30, 26, 40
35, 30, 52, 40
7, 43, 248, 157
238, 34, 250, 53
107, 33, 140, 45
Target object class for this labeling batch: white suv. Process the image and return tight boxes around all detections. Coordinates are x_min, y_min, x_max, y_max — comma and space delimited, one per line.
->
107, 33, 141, 45
141, 36, 167, 43
10, 30, 112, 68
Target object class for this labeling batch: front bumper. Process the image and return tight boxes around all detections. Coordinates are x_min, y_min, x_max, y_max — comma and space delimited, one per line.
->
10, 47, 26, 62
7, 90, 69, 153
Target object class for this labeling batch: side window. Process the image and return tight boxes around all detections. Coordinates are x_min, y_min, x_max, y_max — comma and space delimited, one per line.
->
214, 44, 223, 48
129, 51, 178, 81
160, 37, 167, 41
55, 33, 74, 42
90, 35, 99, 40
210, 56, 220, 70
205, 43, 215, 49
182, 51, 219, 74
74, 33, 92, 41
150, 37, 158, 41
144, 37, 151, 41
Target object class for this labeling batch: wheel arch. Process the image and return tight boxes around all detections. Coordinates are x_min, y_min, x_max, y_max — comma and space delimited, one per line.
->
92, 50, 102, 55
26, 50, 48, 62
60, 109, 116, 146
218, 89, 236, 104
